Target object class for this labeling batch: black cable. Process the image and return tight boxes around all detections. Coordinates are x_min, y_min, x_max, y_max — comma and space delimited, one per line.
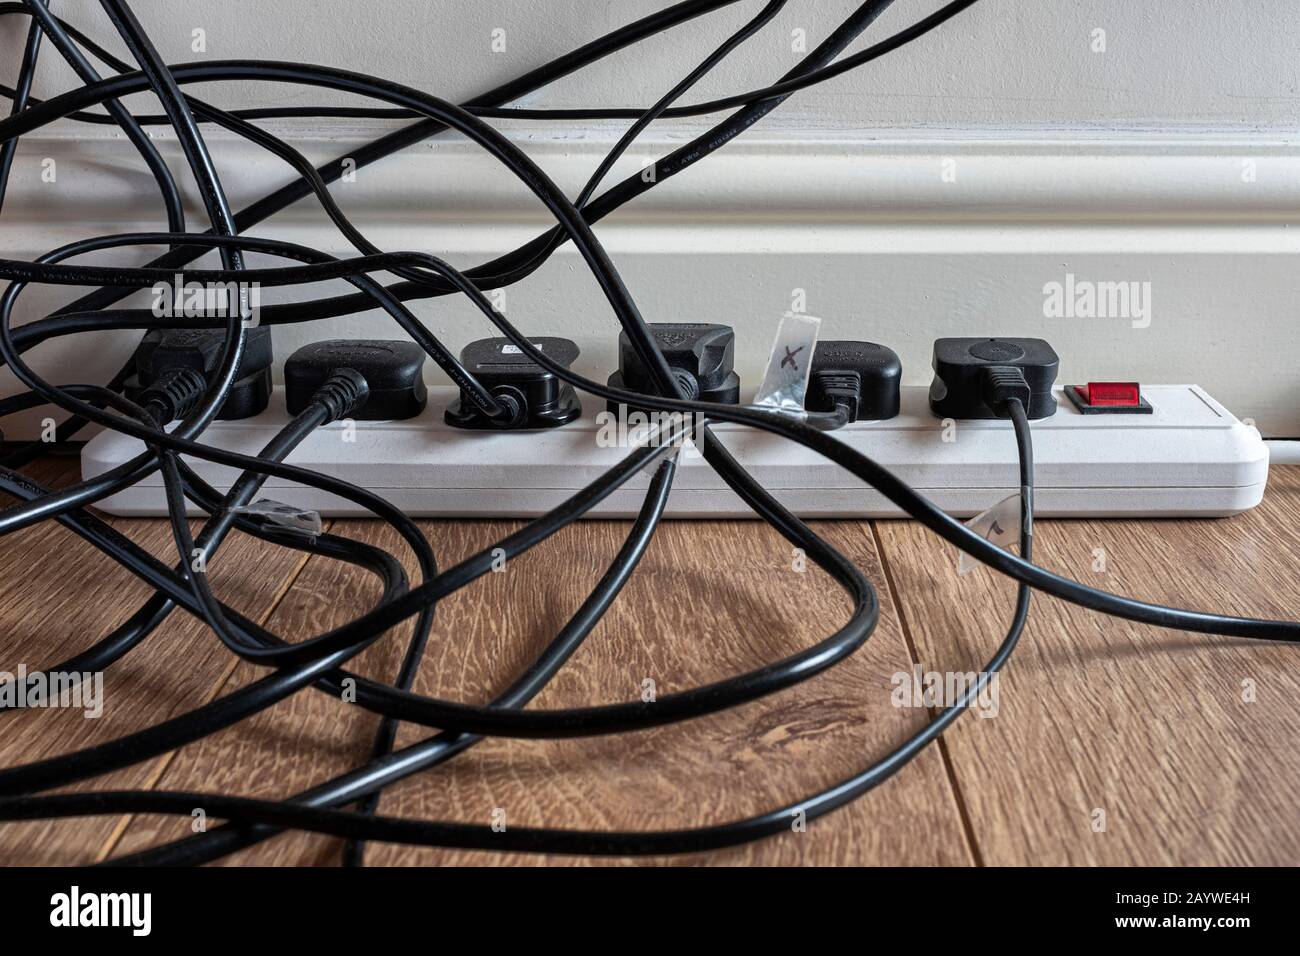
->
0, 376, 683, 867
0, 234, 873, 812
0, 1, 894, 868
342, 456, 679, 866
0, 387, 423, 796
0, 15, 898, 720
0, 408, 1029, 861
0, 4, 904, 643
0, 0, 746, 458
96, 0, 247, 282
4, 240, 1294, 769
0, 1, 981, 126
0, 244, 883, 735
0, 0, 908, 489
343, 0, 789, 866
0, 240, 1284, 868
1, 0, 745, 317
0, 390, 384, 686
19, 0, 185, 233
6, 245, 1297, 644
0, 0, 898, 341
0, 0, 43, 214
0, 0, 1292, 870
23, 397, 1030, 864
0, 2, 914, 338
7, 0, 883, 868
0, 424, 687, 797
471, 0, 983, 121
0, 231, 517, 532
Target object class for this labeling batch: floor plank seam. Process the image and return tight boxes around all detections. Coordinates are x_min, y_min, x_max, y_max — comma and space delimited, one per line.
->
91, 519, 334, 864
868, 520, 986, 868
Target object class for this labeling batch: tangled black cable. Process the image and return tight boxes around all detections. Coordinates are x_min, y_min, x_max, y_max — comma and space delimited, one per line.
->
0, 0, 1293, 868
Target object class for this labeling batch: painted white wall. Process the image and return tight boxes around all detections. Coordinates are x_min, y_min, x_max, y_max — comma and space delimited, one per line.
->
4, 0, 1298, 131
2, 2, 1298, 438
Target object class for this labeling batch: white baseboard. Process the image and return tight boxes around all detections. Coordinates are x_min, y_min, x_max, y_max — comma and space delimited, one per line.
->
3, 125, 1298, 438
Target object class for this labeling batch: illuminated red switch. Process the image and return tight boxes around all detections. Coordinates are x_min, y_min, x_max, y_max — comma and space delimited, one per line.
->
1084, 382, 1141, 407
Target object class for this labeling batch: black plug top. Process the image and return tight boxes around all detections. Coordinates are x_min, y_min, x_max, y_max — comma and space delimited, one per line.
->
284, 340, 426, 420
135, 327, 273, 385
808, 340, 901, 422
138, 366, 207, 423
928, 337, 1059, 420
606, 322, 740, 412
309, 368, 370, 424
132, 326, 274, 420
444, 336, 581, 430
980, 365, 1032, 415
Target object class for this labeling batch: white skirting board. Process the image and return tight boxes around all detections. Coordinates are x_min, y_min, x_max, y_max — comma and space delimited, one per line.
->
82, 384, 1269, 519
2, 127, 1299, 441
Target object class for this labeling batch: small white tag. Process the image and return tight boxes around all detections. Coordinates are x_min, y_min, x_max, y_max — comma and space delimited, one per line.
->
229, 499, 323, 538
500, 343, 541, 355
957, 493, 1022, 575
754, 311, 822, 412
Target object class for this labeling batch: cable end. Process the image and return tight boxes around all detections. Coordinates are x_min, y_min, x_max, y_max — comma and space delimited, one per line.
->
981, 366, 1031, 417
312, 368, 370, 424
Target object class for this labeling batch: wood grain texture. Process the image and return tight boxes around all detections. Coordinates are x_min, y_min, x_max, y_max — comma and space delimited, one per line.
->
872, 465, 1300, 866
0, 456, 318, 864
4, 457, 1297, 866
110, 518, 972, 866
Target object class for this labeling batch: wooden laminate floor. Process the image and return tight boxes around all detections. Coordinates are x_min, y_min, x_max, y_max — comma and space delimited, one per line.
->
2, 454, 1297, 866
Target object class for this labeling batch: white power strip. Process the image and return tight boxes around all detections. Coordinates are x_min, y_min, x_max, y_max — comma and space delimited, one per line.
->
82, 385, 1268, 519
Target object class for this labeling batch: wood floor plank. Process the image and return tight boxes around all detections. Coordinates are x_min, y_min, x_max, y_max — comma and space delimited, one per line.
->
0, 457, 319, 865
112, 516, 974, 866
27, 456, 1299, 867
872, 465, 1300, 866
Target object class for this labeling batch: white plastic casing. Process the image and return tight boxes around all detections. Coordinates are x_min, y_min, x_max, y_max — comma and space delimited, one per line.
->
82, 385, 1269, 519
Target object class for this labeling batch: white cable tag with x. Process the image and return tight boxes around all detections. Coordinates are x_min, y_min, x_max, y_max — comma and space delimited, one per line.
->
753, 311, 822, 412
957, 493, 1023, 576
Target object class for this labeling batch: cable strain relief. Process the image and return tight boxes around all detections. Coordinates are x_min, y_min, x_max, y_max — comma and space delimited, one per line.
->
672, 368, 700, 401
312, 368, 370, 423
489, 386, 527, 428
980, 365, 1031, 416
811, 368, 862, 422
140, 367, 207, 422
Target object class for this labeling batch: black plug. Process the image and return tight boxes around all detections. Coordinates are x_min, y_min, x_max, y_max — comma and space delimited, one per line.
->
606, 322, 740, 413
980, 365, 1032, 414
928, 337, 1059, 420
445, 336, 581, 430
305, 368, 370, 424
130, 326, 274, 420
284, 340, 426, 420
138, 366, 207, 423
808, 340, 901, 422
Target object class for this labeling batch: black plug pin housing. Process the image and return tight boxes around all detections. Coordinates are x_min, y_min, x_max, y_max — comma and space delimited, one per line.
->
445, 336, 581, 430
808, 340, 901, 421
606, 322, 740, 413
928, 337, 1059, 420
285, 339, 426, 420
129, 326, 273, 420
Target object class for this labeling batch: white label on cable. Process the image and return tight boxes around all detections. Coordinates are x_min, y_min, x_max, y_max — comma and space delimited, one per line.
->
957, 493, 1022, 575
753, 311, 821, 412
228, 499, 323, 538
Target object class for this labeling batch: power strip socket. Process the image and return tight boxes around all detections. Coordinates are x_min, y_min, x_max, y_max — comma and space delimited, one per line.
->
82, 385, 1268, 519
